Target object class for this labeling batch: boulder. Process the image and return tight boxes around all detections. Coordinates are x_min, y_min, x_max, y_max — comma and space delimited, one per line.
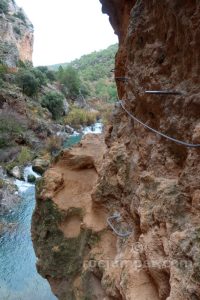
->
65, 125, 74, 134
32, 159, 50, 175
9, 166, 23, 180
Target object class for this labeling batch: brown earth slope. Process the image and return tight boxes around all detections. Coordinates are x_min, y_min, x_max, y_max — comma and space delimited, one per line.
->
32, 1, 200, 299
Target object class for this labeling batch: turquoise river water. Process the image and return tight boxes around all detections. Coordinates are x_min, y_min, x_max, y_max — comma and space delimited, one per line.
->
0, 123, 102, 300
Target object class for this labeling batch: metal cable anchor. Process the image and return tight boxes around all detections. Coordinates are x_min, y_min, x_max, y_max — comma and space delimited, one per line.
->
107, 212, 133, 237
145, 90, 183, 95
115, 77, 129, 83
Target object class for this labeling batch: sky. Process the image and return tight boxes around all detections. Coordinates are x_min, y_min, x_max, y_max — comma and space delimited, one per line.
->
15, 0, 118, 66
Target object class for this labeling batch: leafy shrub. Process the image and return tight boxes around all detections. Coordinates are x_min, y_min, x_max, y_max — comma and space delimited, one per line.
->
32, 67, 47, 86
64, 106, 98, 126
15, 10, 26, 23
0, 110, 26, 148
14, 26, 21, 35
57, 66, 81, 99
0, 0, 9, 14
37, 66, 56, 82
95, 79, 117, 102
46, 70, 56, 82
41, 92, 64, 120
17, 146, 32, 165
17, 60, 33, 69
16, 70, 39, 96
0, 64, 8, 79
52, 44, 118, 101
4, 146, 32, 171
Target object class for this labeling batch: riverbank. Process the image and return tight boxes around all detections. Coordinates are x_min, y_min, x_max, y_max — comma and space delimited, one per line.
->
32, 133, 107, 299
0, 121, 103, 300
0, 165, 57, 300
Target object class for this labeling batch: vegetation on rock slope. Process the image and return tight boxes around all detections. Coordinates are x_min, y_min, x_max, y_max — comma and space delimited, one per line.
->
49, 44, 118, 102
0, 44, 117, 173
0, 4, 117, 174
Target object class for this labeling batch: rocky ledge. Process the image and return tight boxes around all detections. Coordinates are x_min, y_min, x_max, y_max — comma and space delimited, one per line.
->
32, 134, 110, 299
32, 1, 200, 300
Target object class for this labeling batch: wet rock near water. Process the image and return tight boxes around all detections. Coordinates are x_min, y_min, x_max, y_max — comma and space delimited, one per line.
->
27, 174, 36, 183
32, 159, 50, 175
0, 178, 20, 215
64, 125, 74, 135
9, 166, 24, 180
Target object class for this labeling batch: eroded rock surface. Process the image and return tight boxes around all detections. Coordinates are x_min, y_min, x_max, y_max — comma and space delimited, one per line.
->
32, 1, 200, 299
0, 0, 33, 67
32, 134, 109, 299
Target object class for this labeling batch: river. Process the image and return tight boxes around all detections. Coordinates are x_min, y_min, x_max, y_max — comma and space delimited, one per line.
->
0, 123, 102, 300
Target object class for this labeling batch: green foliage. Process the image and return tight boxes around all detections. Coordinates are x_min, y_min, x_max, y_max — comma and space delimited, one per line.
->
64, 106, 99, 126
37, 66, 56, 82
41, 91, 64, 120
16, 70, 39, 96
57, 66, 81, 99
95, 79, 117, 101
17, 146, 32, 165
17, 60, 33, 69
50, 44, 118, 102
4, 146, 33, 171
0, 63, 8, 80
14, 9, 26, 23
31, 67, 47, 86
14, 26, 21, 35
45, 70, 56, 82
16, 66, 49, 96
0, 0, 9, 14
0, 111, 25, 148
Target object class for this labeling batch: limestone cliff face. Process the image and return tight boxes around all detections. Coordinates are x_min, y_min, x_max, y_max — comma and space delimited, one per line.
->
32, 1, 200, 299
0, 0, 33, 67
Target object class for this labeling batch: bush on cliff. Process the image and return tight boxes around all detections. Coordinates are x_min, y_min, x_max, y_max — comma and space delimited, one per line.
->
31, 68, 47, 87
0, 0, 9, 14
17, 70, 39, 96
0, 110, 25, 148
37, 66, 56, 82
0, 64, 8, 81
57, 66, 81, 99
41, 92, 64, 120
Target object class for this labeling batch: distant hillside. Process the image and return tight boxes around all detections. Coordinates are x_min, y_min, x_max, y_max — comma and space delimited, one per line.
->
49, 44, 118, 102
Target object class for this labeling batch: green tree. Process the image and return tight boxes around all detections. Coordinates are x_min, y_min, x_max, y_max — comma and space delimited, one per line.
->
58, 66, 81, 99
0, 111, 25, 148
46, 70, 56, 82
41, 92, 64, 119
37, 66, 56, 82
17, 70, 39, 96
0, 0, 9, 14
32, 67, 47, 86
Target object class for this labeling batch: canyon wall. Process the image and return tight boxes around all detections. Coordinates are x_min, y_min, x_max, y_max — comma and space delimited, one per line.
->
32, 1, 200, 299
0, 0, 33, 67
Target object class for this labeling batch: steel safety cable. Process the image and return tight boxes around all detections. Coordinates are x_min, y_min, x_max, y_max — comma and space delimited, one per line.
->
119, 100, 200, 148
